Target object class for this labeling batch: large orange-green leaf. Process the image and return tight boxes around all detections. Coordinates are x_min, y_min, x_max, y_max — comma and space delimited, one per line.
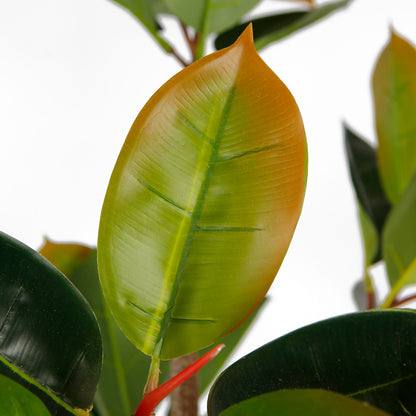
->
373, 29, 416, 204
97, 26, 307, 360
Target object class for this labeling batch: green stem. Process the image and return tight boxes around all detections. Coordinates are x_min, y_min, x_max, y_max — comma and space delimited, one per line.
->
144, 356, 160, 396
194, 0, 211, 61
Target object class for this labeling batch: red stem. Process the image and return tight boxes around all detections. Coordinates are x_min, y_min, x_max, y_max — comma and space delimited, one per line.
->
390, 293, 416, 308
134, 344, 225, 416
169, 47, 190, 67
366, 291, 376, 310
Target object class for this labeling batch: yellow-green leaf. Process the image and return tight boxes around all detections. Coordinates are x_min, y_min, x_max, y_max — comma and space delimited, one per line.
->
373, 29, 416, 204
382, 172, 416, 304
218, 389, 391, 416
97, 26, 307, 360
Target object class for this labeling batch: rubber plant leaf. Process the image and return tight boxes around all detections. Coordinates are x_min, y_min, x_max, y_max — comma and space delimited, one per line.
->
373, 29, 416, 204
40, 242, 266, 413
97, 25, 307, 360
0, 375, 52, 416
0, 231, 102, 416
214, 0, 351, 51
382, 172, 416, 305
344, 125, 391, 265
218, 389, 391, 416
208, 310, 416, 416
162, 0, 262, 35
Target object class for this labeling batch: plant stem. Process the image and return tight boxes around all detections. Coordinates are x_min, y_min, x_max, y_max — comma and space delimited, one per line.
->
390, 293, 416, 308
169, 352, 199, 416
144, 355, 161, 396
364, 270, 376, 309
194, 0, 211, 61
169, 47, 190, 68
179, 21, 199, 63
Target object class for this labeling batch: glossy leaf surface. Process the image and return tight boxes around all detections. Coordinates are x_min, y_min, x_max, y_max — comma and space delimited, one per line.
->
41, 242, 265, 413
0, 231, 102, 415
98, 27, 306, 359
208, 310, 416, 416
344, 125, 391, 264
219, 389, 391, 416
373, 30, 416, 204
214, 0, 351, 51
382, 172, 416, 301
162, 0, 261, 34
0, 375, 51, 416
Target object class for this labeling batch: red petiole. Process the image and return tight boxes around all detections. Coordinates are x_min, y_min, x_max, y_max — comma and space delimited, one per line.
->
134, 344, 225, 416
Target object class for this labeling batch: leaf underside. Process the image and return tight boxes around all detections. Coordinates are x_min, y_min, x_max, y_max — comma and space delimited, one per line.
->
98, 27, 306, 359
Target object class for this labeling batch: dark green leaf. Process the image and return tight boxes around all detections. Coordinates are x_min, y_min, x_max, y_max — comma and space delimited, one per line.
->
0, 375, 51, 416
0, 231, 102, 416
208, 310, 416, 416
344, 125, 391, 264
219, 389, 391, 416
214, 0, 351, 51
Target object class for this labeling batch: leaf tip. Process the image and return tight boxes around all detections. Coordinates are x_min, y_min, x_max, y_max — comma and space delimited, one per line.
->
234, 23, 255, 51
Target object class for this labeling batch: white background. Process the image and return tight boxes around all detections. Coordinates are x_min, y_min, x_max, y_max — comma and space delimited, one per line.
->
1, 0, 415, 378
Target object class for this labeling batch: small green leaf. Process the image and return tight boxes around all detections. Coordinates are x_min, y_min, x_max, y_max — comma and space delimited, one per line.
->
214, 0, 351, 51
0, 231, 102, 416
344, 125, 391, 264
382, 172, 416, 301
219, 389, 391, 416
208, 310, 416, 416
0, 375, 51, 416
98, 27, 306, 360
373, 29, 416, 204
162, 0, 261, 35
108, 0, 171, 51
358, 204, 379, 267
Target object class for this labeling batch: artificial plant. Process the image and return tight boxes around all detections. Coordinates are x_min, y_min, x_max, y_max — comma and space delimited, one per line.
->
6, 1, 416, 416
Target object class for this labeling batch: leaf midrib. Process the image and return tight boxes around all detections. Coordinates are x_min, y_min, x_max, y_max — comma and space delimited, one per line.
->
151, 86, 236, 357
